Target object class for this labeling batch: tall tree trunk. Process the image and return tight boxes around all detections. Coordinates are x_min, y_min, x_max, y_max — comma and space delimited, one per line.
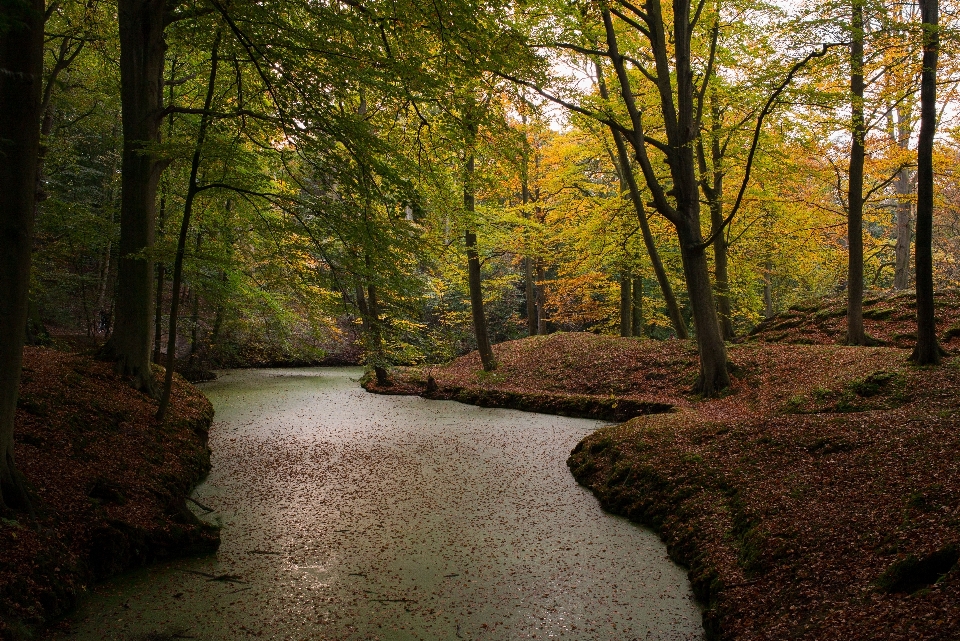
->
520, 133, 538, 336
366, 281, 389, 385
524, 257, 537, 335
763, 258, 774, 319
536, 262, 548, 335
103, 0, 168, 395
892, 101, 914, 290
463, 119, 496, 371
678, 220, 731, 395
913, 0, 941, 364
157, 33, 220, 421
632, 276, 643, 337
847, 0, 871, 346
188, 231, 202, 362
893, 190, 913, 290
709, 98, 735, 340
0, 0, 44, 514
602, 6, 729, 394
614, 143, 689, 339
620, 276, 632, 337
153, 262, 166, 363
466, 228, 496, 371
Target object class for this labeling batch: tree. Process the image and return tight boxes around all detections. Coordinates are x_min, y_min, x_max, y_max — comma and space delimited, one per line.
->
463, 110, 497, 371
156, 31, 221, 421
100, 0, 169, 394
599, 5, 730, 393
594, 59, 688, 339
0, 0, 44, 513
846, 0, 872, 345
912, 0, 942, 364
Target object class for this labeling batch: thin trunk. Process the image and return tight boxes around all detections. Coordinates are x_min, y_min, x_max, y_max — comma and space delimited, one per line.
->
157, 33, 220, 421
466, 229, 496, 370
188, 231, 202, 361
893, 194, 913, 289
620, 276, 632, 337
632, 277, 643, 337
524, 258, 537, 336
847, 0, 870, 345
464, 118, 496, 371
189, 291, 200, 361
366, 281, 389, 385
913, 0, 941, 364
536, 262, 547, 335
709, 97, 735, 340
893, 102, 914, 289
153, 262, 165, 363
96, 121, 121, 319
520, 124, 538, 336
0, 0, 43, 514
153, 186, 167, 364
763, 259, 774, 319
597, 60, 687, 339
104, 0, 168, 395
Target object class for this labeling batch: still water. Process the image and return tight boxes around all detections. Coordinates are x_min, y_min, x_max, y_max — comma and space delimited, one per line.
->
48, 367, 702, 640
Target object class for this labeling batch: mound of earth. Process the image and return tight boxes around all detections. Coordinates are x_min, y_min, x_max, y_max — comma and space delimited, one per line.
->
569, 349, 960, 640
1, 348, 219, 640
747, 289, 960, 348
365, 332, 702, 420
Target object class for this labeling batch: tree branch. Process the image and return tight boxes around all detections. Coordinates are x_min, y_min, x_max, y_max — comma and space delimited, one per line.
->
695, 42, 842, 251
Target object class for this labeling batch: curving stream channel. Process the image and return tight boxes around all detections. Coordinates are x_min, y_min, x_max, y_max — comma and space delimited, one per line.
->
48, 367, 702, 640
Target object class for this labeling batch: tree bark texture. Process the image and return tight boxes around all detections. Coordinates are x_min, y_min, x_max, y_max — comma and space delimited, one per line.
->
620, 276, 632, 337
678, 221, 731, 394
893, 180, 913, 290
708, 100, 735, 340
632, 277, 643, 337
913, 0, 941, 364
846, 0, 870, 346
524, 257, 537, 336
462, 117, 496, 371
763, 259, 774, 319
536, 263, 547, 335
105, 0, 169, 394
0, 0, 44, 513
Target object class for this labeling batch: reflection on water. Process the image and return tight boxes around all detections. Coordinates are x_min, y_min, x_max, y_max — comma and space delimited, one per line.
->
47, 367, 702, 640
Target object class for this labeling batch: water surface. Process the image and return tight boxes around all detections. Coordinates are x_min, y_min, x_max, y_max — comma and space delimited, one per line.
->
49, 367, 702, 640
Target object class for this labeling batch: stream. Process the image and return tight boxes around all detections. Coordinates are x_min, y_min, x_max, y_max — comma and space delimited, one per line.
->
47, 367, 702, 640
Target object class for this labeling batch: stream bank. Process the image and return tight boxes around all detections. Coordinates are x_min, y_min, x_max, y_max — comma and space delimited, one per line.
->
43, 367, 703, 640
1, 348, 218, 641
369, 333, 960, 640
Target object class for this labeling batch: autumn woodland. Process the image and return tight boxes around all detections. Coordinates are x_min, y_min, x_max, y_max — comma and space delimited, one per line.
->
1, 0, 960, 638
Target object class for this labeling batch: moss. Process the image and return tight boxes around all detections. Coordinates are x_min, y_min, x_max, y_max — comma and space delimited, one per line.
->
814, 307, 846, 320
848, 371, 899, 397
876, 546, 959, 593
863, 307, 895, 320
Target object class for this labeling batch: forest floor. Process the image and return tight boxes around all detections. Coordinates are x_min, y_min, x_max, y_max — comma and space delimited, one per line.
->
366, 314, 960, 639
1, 347, 219, 641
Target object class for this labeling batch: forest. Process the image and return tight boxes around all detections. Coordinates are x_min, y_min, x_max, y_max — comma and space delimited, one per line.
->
1, 0, 959, 638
